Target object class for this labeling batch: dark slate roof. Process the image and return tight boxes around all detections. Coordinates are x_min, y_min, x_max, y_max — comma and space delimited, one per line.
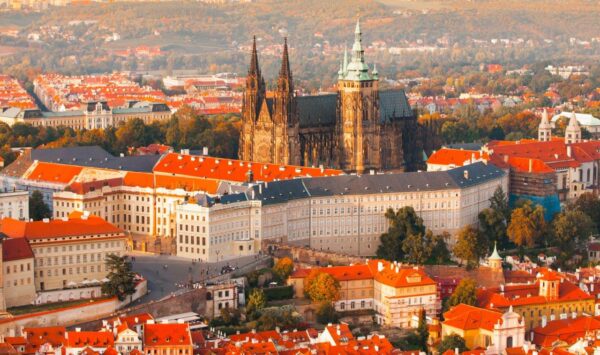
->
445, 143, 484, 151
30, 146, 161, 172
379, 89, 413, 122
296, 89, 413, 129
297, 94, 337, 128
249, 162, 504, 205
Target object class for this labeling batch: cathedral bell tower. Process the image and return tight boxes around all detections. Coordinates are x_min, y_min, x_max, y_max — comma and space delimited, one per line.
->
239, 36, 266, 162
336, 18, 380, 173
273, 38, 300, 165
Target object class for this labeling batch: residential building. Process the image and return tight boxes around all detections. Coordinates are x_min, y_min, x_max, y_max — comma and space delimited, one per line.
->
114, 322, 143, 354
205, 282, 239, 318
442, 304, 525, 354
0, 212, 128, 291
532, 316, 600, 348
63, 329, 114, 355
288, 259, 440, 328
2, 237, 35, 307
142, 322, 192, 355
0, 190, 29, 221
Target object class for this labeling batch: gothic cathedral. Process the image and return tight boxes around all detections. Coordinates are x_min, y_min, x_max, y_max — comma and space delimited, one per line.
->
238, 19, 418, 173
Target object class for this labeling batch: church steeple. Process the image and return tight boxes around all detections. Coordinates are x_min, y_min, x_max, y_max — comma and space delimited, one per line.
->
278, 37, 293, 93
538, 109, 552, 142
565, 111, 581, 144
339, 17, 374, 82
249, 36, 260, 77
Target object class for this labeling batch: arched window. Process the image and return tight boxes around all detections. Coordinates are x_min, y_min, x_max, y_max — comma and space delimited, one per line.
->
506, 336, 513, 348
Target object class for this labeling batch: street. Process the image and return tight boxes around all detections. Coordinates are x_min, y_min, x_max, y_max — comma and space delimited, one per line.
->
128, 252, 263, 302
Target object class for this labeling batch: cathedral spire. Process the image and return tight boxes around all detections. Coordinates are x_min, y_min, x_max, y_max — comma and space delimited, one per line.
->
351, 17, 364, 63
343, 44, 348, 74
279, 37, 291, 80
249, 36, 260, 76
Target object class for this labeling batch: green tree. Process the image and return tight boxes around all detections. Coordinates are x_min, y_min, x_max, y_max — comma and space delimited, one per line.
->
102, 254, 136, 301
316, 301, 339, 324
507, 201, 546, 247
438, 334, 468, 354
478, 208, 508, 249
377, 207, 426, 261
304, 270, 340, 303
429, 232, 452, 264
553, 210, 597, 252
447, 278, 478, 308
489, 186, 510, 220
402, 231, 433, 264
273, 257, 294, 281
453, 226, 488, 269
572, 192, 600, 226
246, 288, 267, 319
416, 308, 429, 351
29, 190, 51, 221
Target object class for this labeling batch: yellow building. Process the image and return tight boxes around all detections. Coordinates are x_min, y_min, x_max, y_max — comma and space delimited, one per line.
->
0, 212, 127, 292
477, 269, 595, 333
288, 259, 440, 328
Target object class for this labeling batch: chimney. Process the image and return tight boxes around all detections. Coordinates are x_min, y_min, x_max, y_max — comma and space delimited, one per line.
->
463, 170, 469, 179
75, 328, 81, 332
529, 159, 533, 173
377, 261, 383, 272
370, 169, 375, 175
42, 218, 49, 223
202, 147, 208, 156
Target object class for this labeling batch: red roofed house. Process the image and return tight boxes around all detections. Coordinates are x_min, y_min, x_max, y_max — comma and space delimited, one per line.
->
532, 316, 600, 348
1, 236, 35, 307
288, 259, 440, 328
442, 304, 525, 354
114, 321, 142, 354
0, 212, 127, 292
64, 329, 114, 355
143, 322, 192, 355
477, 269, 595, 335
427, 149, 489, 171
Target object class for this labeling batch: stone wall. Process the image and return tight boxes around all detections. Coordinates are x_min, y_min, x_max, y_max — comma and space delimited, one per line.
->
263, 241, 365, 267
0, 298, 120, 336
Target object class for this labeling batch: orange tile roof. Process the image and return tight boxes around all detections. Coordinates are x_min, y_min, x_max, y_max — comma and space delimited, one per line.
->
143, 323, 192, 348
24, 326, 66, 349
367, 260, 437, 288
66, 331, 114, 348
443, 304, 504, 331
25, 162, 83, 184
533, 316, 600, 347
428, 148, 488, 167
2, 236, 33, 261
153, 153, 342, 183
122, 172, 221, 194
0, 214, 123, 240
324, 324, 353, 345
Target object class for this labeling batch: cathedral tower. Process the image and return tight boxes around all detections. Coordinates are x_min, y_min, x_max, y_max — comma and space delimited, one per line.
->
273, 38, 300, 165
336, 18, 380, 173
239, 36, 266, 162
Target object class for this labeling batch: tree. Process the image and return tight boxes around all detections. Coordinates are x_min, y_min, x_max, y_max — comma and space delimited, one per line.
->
447, 278, 478, 308
246, 288, 267, 318
478, 208, 508, 249
273, 257, 294, 281
507, 201, 546, 247
429, 232, 452, 264
377, 207, 426, 261
489, 186, 510, 221
304, 270, 340, 303
316, 301, 339, 324
416, 308, 429, 351
438, 334, 468, 354
402, 231, 433, 264
29, 190, 51, 221
572, 192, 600, 226
553, 210, 597, 252
102, 254, 136, 301
453, 226, 488, 269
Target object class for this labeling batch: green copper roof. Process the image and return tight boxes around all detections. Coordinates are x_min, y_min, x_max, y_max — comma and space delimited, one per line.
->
338, 17, 376, 82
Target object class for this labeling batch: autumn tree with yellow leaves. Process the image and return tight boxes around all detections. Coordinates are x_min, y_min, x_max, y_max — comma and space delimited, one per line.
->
304, 270, 340, 303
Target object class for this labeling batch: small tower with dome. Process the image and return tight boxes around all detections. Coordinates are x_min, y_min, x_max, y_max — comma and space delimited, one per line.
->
488, 242, 503, 271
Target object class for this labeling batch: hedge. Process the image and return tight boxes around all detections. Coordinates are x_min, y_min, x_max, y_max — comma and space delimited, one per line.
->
263, 285, 294, 301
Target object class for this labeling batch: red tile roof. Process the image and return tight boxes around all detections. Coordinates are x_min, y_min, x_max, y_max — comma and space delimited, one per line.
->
533, 316, 600, 347
66, 331, 114, 348
428, 148, 488, 167
153, 153, 342, 183
143, 323, 192, 348
2, 236, 34, 261
23, 326, 66, 350
443, 304, 504, 331
367, 260, 436, 289
25, 162, 83, 184
0, 214, 123, 240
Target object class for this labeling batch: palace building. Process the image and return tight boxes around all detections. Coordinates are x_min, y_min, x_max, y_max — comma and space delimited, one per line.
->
238, 19, 419, 173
